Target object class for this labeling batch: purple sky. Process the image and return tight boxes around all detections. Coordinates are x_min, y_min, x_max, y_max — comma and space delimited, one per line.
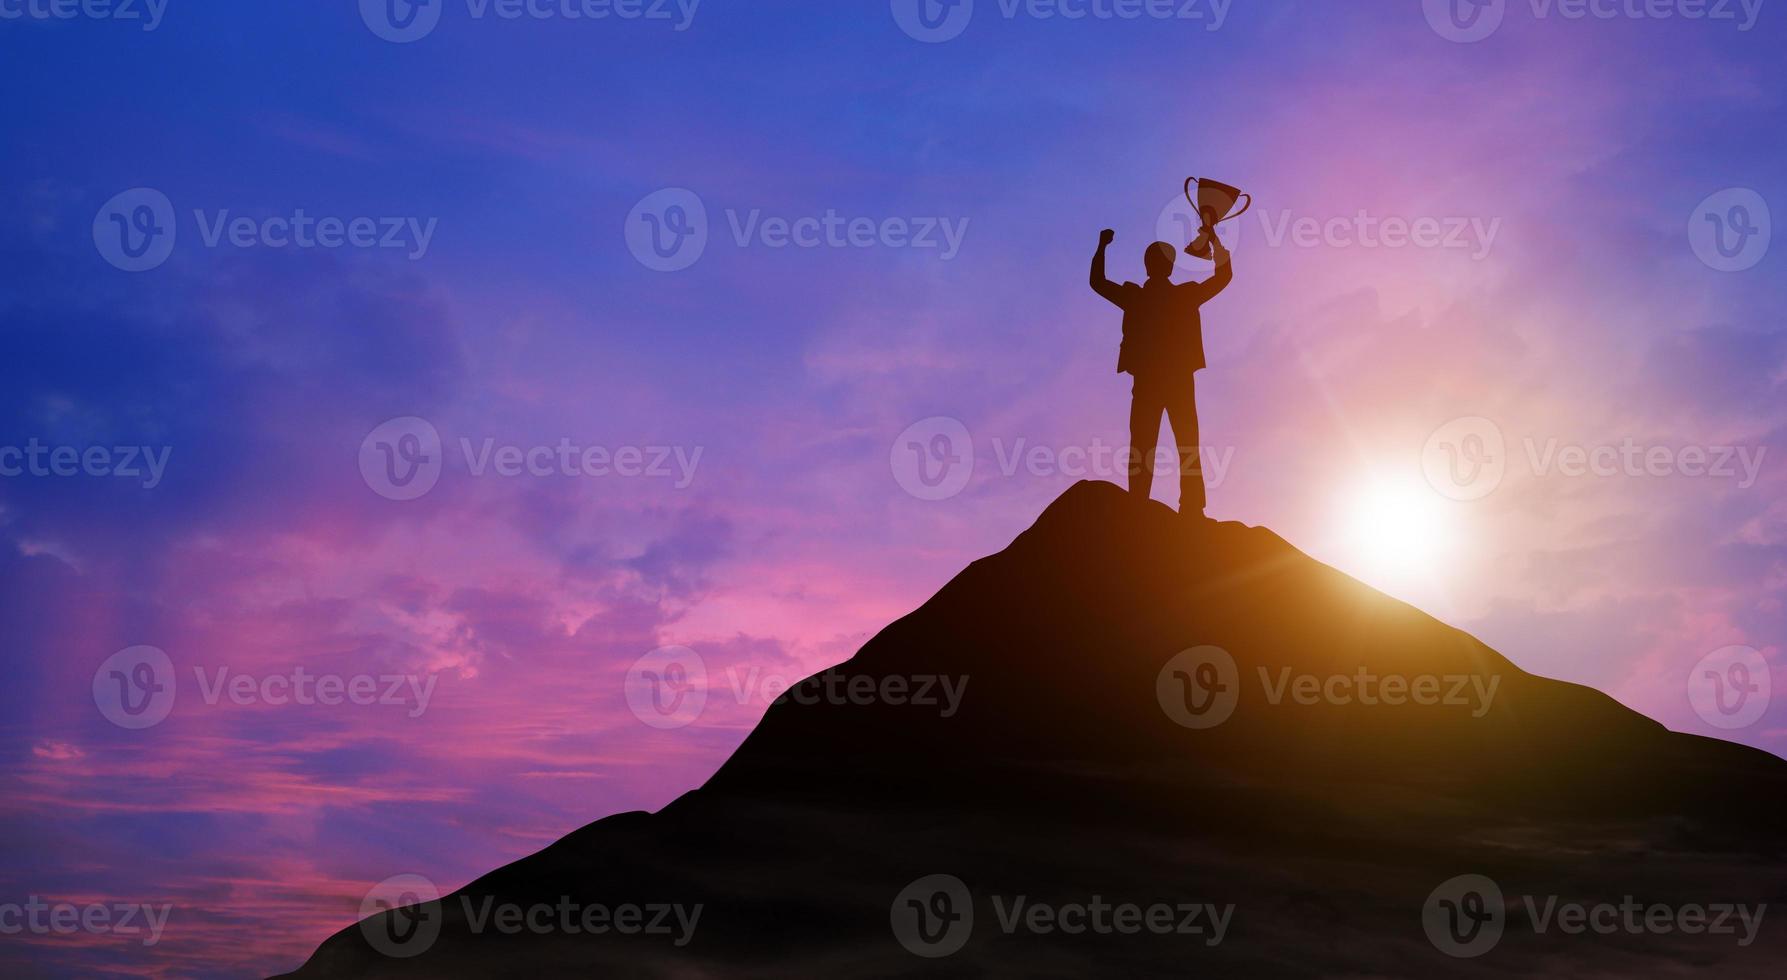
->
1, 2, 1783, 975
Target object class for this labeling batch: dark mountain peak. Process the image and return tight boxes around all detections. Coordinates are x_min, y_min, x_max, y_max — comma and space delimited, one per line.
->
285, 482, 1787, 978
708, 482, 1763, 816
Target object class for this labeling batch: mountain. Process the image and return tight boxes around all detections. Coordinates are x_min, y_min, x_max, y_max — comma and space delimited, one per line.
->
282, 481, 1787, 977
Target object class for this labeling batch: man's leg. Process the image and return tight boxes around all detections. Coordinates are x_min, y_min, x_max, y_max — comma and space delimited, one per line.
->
1163, 381, 1205, 516
1128, 382, 1165, 501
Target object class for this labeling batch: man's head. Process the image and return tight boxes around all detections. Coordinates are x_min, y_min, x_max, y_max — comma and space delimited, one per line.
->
1144, 241, 1177, 280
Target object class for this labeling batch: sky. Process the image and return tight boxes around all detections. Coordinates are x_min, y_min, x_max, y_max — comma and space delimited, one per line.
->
1, 1, 1783, 976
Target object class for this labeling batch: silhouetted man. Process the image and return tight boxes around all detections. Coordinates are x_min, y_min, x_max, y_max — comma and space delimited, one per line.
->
1089, 228, 1232, 516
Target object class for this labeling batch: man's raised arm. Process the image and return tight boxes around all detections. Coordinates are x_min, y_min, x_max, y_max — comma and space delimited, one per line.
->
1189, 234, 1234, 304
1090, 228, 1124, 306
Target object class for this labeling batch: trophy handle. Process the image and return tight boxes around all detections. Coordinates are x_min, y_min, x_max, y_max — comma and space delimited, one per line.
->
1183, 176, 1200, 206
1225, 193, 1252, 223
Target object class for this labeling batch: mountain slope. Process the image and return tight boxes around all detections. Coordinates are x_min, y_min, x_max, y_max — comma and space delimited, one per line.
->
284, 481, 1787, 978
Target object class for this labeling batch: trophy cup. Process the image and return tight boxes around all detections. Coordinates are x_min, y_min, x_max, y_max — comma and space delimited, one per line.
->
1183, 177, 1251, 259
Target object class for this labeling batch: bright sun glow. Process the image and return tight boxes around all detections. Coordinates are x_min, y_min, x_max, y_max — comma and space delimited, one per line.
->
1337, 477, 1454, 586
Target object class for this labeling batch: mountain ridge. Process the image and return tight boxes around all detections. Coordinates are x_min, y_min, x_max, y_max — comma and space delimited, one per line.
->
284, 480, 1787, 977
